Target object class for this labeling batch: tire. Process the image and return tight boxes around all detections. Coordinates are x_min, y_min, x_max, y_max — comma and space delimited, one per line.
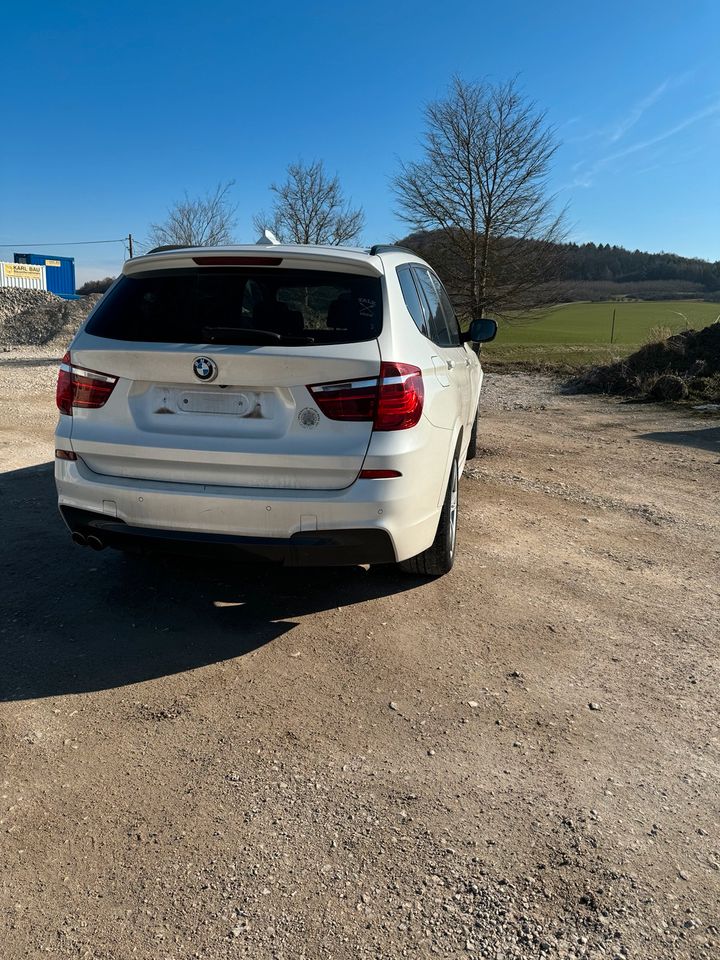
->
399, 456, 459, 577
466, 406, 479, 460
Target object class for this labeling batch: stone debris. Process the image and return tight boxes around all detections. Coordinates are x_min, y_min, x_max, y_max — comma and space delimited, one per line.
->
0, 287, 101, 347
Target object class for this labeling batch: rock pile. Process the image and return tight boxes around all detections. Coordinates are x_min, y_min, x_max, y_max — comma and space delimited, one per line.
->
0, 288, 101, 347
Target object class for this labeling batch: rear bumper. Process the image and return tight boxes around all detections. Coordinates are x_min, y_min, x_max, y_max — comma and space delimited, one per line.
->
60, 506, 396, 566
54, 455, 445, 564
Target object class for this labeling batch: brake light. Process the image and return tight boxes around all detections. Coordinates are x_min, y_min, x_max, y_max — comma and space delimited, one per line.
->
192, 256, 283, 266
56, 352, 118, 415
308, 362, 423, 431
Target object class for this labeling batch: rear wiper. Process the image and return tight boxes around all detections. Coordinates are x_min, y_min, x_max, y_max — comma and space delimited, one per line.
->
201, 326, 315, 346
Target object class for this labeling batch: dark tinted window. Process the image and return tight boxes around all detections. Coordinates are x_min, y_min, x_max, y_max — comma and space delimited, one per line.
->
85, 268, 383, 345
411, 266, 455, 347
396, 265, 429, 337
435, 279, 461, 345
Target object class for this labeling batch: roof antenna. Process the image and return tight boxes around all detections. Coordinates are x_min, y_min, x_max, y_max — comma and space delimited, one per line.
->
256, 228, 281, 246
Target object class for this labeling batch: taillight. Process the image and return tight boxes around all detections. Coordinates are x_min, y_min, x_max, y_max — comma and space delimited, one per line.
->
374, 362, 424, 431
307, 376, 378, 421
56, 355, 74, 414
308, 362, 423, 431
56, 352, 118, 415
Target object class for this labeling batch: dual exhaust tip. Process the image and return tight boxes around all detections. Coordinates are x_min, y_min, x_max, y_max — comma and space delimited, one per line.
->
71, 531, 105, 551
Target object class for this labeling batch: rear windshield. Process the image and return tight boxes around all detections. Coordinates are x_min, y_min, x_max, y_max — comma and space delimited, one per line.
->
85, 268, 383, 345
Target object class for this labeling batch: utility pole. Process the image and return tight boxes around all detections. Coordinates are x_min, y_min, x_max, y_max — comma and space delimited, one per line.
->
128, 234, 134, 258
610, 307, 616, 345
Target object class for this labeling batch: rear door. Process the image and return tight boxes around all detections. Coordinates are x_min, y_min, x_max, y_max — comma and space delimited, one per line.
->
431, 272, 475, 431
411, 266, 470, 430
67, 265, 384, 491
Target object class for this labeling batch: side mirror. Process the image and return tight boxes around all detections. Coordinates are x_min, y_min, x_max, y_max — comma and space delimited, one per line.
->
462, 318, 498, 343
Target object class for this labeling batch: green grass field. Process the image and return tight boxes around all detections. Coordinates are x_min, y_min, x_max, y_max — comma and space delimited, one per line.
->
483, 300, 720, 370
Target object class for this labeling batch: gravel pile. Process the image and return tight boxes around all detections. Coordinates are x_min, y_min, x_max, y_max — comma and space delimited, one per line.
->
0, 287, 101, 347
0, 287, 64, 323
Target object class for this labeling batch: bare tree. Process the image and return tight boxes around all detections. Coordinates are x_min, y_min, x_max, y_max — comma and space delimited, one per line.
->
149, 181, 237, 247
392, 77, 567, 321
253, 160, 365, 245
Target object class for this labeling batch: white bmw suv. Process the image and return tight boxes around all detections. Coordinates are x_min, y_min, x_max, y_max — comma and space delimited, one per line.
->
54, 243, 496, 576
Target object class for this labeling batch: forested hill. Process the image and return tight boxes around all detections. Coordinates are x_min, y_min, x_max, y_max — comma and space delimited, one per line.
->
559, 242, 720, 290
399, 232, 720, 302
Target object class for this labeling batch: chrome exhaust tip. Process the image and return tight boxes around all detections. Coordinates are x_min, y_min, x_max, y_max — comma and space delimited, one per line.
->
71, 531, 87, 547
86, 535, 105, 551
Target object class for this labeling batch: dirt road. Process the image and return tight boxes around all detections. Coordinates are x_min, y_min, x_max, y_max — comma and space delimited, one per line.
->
1, 351, 719, 959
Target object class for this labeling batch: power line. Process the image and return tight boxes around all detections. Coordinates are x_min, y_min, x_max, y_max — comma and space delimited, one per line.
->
0, 238, 127, 247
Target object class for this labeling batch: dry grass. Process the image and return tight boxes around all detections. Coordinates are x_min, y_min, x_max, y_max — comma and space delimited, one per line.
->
643, 324, 673, 345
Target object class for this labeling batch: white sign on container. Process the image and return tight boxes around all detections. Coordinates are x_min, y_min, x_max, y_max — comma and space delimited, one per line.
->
0, 261, 47, 290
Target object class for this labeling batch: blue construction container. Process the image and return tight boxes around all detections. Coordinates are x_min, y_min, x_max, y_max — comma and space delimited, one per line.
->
14, 253, 77, 299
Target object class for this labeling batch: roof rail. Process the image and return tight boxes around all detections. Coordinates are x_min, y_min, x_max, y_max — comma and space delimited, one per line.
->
368, 244, 418, 257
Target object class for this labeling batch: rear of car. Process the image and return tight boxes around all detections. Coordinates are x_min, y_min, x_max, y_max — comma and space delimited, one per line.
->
55, 245, 481, 570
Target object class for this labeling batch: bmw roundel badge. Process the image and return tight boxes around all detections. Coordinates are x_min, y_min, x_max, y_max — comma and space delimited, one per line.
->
193, 356, 218, 383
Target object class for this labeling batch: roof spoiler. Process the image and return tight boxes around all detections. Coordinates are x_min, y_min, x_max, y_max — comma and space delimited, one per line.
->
369, 244, 418, 256
146, 244, 195, 254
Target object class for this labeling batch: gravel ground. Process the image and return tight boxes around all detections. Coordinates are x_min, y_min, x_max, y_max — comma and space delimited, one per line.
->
1, 351, 719, 959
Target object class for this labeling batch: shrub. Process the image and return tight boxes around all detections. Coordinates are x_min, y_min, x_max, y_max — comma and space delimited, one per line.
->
650, 375, 688, 401
77, 277, 115, 295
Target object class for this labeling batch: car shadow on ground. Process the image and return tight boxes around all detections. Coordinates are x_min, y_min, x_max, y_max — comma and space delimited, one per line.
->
638, 425, 720, 454
0, 464, 421, 702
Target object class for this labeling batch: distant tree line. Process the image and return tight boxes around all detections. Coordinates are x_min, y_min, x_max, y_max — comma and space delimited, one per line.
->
77, 276, 115, 295
547, 279, 713, 302
399, 230, 720, 310
557, 242, 720, 291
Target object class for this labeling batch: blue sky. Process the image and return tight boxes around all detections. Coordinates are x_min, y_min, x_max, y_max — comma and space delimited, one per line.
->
1, 1, 718, 284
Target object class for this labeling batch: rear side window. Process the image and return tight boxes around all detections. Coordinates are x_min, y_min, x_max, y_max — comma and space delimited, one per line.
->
434, 278, 462, 345
85, 268, 383, 345
396, 265, 429, 337
411, 266, 458, 347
